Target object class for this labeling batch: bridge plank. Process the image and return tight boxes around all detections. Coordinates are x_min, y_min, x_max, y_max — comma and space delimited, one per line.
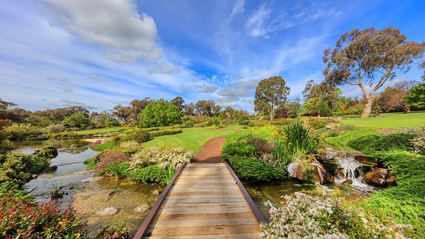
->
138, 163, 261, 239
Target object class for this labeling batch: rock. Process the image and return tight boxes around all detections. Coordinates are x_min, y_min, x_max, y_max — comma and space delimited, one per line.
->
288, 159, 327, 184
342, 179, 353, 185
365, 168, 395, 186
327, 175, 335, 183
353, 154, 376, 165
151, 189, 161, 196
96, 207, 118, 216
134, 205, 147, 214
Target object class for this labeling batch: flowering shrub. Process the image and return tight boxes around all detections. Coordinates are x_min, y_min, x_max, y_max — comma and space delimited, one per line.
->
96, 151, 130, 174
0, 185, 83, 238
411, 127, 425, 155
130, 147, 192, 170
261, 192, 410, 239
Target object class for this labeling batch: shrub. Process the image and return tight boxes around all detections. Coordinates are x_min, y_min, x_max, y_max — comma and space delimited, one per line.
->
131, 147, 192, 170
222, 141, 258, 159
34, 146, 58, 159
104, 161, 131, 178
62, 112, 93, 129
361, 151, 425, 237
96, 151, 130, 175
227, 156, 286, 182
262, 192, 409, 239
0, 153, 49, 185
140, 99, 182, 128
95, 224, 131, 239
3, 124, 44, 140
132, 131, 151, 143
411, 127, 425, 155
128, 165, 173, 185
149, 129, 182, 137
207, 117, 222, 127
348, 133, 413, 153
0, 186, 83, 238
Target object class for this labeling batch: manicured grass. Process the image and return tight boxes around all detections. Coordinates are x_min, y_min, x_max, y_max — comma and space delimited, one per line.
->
64, 127, 126, 135
324, 128, 377, 151
143, 126, 242, 153
341, 112, 425, 129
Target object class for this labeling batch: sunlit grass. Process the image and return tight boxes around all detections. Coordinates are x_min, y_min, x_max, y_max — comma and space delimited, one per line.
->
341, 112, 425, 129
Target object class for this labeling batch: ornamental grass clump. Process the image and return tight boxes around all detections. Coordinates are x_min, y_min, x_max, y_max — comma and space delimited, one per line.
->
261, 192, 411, 239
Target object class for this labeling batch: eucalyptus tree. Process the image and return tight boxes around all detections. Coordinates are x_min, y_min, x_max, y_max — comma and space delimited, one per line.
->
323, 27, 425, 117
254, 76, 290, 120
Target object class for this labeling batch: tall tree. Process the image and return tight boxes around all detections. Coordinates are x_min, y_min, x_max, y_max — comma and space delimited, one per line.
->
378, 81, 417, 113
171, 96, 185, 112
195, 100, 221, 117
302, 80, 340, 116
254, 76, 290, 120
323, 27, 425, 118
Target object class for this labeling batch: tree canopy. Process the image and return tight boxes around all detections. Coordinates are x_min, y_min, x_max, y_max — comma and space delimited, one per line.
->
139, 99, 182, 128
323, 27, 425, 117
254, 76, 290, 120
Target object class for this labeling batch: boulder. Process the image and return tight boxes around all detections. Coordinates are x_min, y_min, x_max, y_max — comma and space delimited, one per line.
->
342, 179, 353, 185
96, 207, 118, 216
134, 205, 147, 214
288, 159, 327, 184
365, 168, 395, 186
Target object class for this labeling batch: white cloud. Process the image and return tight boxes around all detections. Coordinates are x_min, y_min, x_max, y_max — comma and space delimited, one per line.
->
145, 63, 181, 75
245, 4, 272, 38
45, 0, 162, 63
230, 0, 245, 18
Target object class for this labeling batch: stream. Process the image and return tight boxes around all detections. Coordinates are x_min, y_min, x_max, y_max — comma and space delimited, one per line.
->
13, 140, 160, 236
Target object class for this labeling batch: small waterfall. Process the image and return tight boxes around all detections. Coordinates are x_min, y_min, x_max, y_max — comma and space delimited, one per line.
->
333, 154, 374, 192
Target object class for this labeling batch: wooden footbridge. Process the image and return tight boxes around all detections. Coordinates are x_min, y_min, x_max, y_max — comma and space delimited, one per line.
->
133, 162, 265, 239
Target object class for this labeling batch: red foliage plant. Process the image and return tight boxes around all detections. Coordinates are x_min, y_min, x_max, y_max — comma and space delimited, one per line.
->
96, 151, 130, 174
0, 190, 82, 238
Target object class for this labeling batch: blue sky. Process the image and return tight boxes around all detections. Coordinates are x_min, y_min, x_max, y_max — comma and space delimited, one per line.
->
0, 0, 424, 112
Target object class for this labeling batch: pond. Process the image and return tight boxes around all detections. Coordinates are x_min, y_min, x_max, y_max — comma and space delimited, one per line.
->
12, 139, 160, 236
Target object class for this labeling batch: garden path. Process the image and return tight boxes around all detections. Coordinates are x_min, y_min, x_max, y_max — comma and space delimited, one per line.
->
195, 136, 225, 163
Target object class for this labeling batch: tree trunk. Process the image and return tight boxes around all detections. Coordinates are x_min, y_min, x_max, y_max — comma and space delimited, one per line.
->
270, 109, 274, 121
361, 97, 374, 118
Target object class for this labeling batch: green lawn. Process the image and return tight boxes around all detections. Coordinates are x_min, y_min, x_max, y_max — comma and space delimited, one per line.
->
143, 125, 242, 153
341, 112, 425, 129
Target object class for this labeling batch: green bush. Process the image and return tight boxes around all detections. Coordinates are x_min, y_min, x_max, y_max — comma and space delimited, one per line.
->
34, 146, 58, 159
149, 128, 182, 137
128, 165, 173, 185
132, 131, 151, 143
227, 156, 286, 182
3, 124, 44, 141
62, 112, 93, 129
222, 141, 258, 159
348, 133, 413, 153
0, 153, 49, 185
104, 161, 130, 178
140, 99, 182, 128
361, 151, 425, 238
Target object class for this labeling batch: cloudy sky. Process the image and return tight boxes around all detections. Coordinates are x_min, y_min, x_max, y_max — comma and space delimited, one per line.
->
1, 0, 424, 112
